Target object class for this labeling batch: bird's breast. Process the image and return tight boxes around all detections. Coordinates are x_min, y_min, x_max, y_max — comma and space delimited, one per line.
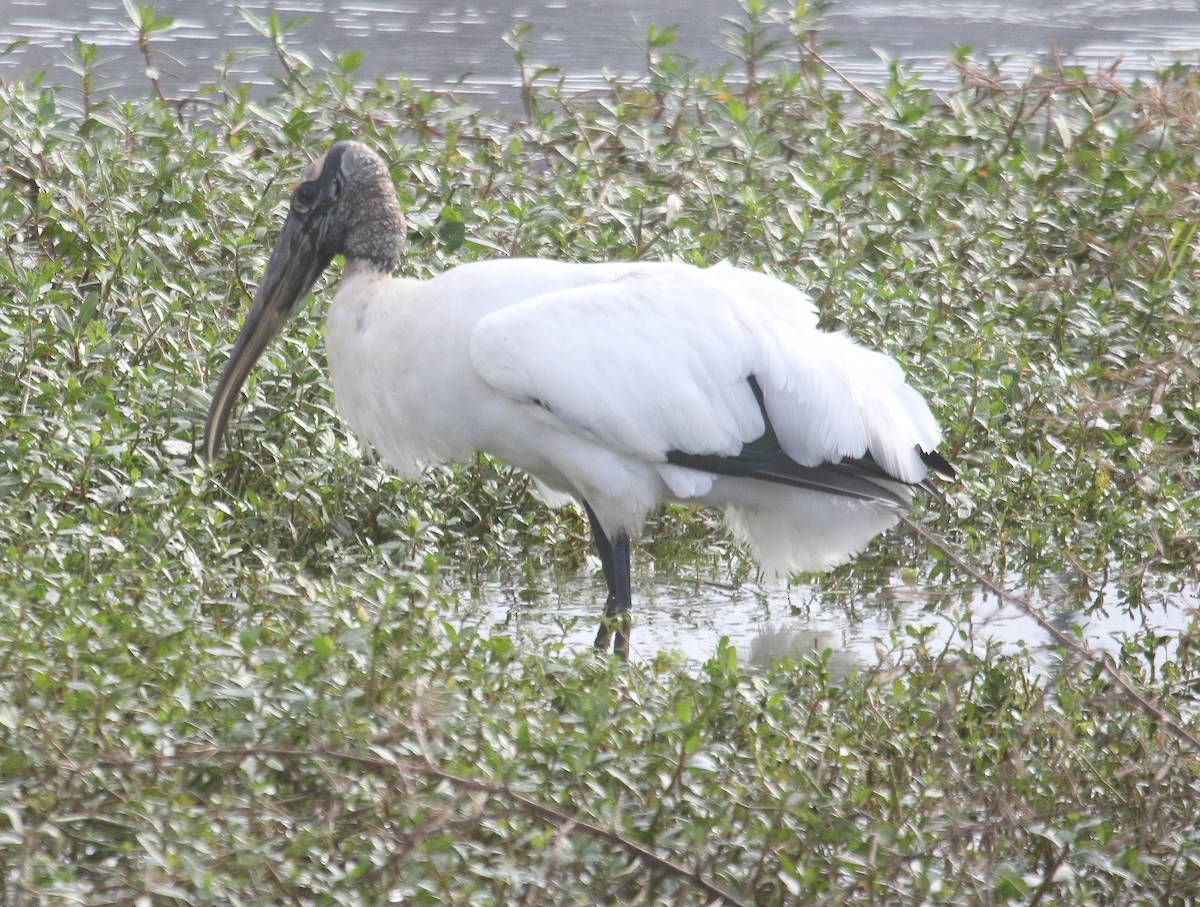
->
325, 271, 482, 473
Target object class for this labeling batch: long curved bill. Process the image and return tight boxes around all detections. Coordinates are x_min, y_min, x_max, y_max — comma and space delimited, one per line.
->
203, 216, 329, 463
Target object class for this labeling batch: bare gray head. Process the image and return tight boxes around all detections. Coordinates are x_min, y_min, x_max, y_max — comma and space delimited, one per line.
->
203, 140, 406, 462
293, 140, 407, 273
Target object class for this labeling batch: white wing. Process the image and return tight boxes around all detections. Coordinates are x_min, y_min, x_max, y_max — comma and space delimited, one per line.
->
468, 261, 940, 489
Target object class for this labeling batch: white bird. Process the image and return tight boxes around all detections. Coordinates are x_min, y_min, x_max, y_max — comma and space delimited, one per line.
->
205, 140, 953, 658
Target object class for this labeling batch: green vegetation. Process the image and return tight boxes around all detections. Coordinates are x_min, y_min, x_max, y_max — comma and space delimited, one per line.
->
2, 2, 1198, 903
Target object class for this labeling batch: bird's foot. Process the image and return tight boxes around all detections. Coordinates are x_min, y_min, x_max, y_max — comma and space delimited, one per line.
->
593, 601, 631, 660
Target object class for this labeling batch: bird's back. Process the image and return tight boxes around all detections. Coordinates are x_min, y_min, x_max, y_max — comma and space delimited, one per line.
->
326, 257, 946, 574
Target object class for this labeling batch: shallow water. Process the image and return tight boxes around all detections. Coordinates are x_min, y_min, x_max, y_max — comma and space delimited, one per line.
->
457, 561, 1196, 672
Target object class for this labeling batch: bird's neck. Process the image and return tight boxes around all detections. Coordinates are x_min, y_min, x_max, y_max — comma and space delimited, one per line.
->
340, 257, 393, 282
343, 194, 406, 274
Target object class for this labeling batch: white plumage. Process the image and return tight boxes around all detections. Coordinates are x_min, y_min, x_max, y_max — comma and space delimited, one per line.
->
326, 257, 939, 572
205, 141, 952, 657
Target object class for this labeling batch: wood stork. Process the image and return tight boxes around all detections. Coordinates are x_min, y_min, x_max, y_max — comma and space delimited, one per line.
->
204, 140, 953, 658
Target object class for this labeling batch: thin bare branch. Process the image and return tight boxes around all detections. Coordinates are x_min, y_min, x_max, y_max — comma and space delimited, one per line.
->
798, 43, 879, 106
76, 745, 749, 907
902, 514, 1200, 754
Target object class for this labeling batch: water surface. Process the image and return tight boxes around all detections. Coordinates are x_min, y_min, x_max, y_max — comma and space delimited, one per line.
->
460, 562, 1194, 672
3, 0, 1198, 100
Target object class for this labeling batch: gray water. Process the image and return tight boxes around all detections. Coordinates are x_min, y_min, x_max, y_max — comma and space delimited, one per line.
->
2, 0, 1195, 665
464, 564, 1195, 670
3, 0, 1199, 100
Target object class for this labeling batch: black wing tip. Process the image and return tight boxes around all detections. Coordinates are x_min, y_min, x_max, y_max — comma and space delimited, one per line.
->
666, 444, 955, 507
665, 448, 912, 508
920, 448, 956, 479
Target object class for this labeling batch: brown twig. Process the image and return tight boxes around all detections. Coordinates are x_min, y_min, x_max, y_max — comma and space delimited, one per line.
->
79, 744, 749, 907
798, 43, 879, 106
135, 28, 167, 106
900, 514, 1200, 754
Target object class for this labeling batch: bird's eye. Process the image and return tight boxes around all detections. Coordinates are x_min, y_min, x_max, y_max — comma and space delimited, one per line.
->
294, 181, 319, 207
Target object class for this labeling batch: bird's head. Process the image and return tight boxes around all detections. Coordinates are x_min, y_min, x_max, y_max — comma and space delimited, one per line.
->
203, 141, 405, 463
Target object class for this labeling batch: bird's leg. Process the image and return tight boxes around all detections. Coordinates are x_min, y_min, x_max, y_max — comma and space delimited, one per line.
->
606, 534, 632, 658
583, 502, 632, 658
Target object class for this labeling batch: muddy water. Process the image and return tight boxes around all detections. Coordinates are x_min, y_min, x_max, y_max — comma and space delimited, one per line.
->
2, 0, 1198, 100
458, 564, 1194, 670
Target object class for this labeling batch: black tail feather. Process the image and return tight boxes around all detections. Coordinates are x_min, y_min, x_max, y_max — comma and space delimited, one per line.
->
665, 448, 913, 508
920, 448, 956, 479
663, 374, 954, 507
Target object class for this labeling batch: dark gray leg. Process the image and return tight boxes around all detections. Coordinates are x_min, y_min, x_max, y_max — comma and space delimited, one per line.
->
583, 502, 632, 658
